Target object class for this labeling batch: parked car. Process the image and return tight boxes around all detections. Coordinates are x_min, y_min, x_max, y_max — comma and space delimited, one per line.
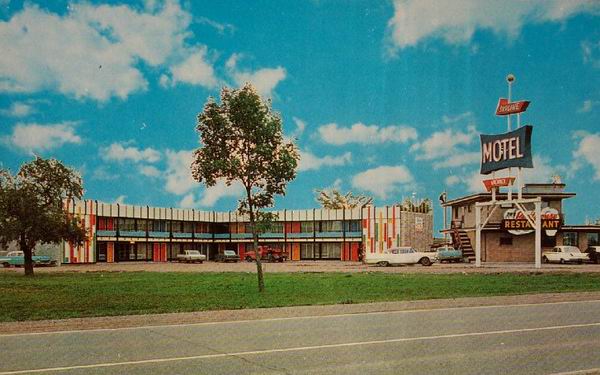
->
365, 247, 437, 267
215, 250, 240, 263
542, 246, 589, 264
0, 251, 57, 268
584, 246, 600, 264
436, 248, 468, 263
244, 246, 288, 262
176, 250, 206, 263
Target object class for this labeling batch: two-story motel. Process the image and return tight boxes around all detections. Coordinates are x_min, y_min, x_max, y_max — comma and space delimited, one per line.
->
63, 200, 433, 264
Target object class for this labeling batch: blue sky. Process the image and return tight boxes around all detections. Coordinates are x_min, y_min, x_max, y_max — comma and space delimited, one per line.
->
0, 0, 599, 231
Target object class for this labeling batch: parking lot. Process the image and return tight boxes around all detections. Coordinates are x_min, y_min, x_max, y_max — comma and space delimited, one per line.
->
4, 260, 600, 274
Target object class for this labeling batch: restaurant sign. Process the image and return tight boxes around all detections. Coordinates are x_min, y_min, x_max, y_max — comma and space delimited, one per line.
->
482, 177, 515, 192
502, 207, 561, 236
480, 125, 533, 175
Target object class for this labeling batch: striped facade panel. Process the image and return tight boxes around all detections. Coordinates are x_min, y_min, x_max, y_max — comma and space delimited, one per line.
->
64, 199, 96, 264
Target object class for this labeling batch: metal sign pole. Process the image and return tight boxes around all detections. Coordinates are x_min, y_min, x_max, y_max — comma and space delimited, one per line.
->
475, 205, 482, 267
535, 200, 542, 269
507, 74, 514, 201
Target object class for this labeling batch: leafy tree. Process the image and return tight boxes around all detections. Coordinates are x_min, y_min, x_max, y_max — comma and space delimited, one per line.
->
192, 84, 299, 292
0, 157, 85, 276
315, 189, 372, 209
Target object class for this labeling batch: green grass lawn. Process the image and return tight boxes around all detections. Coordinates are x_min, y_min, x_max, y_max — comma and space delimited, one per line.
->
2, 271, 600, 322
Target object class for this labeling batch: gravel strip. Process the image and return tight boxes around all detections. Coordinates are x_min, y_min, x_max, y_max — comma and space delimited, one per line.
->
4, 260, 600, 274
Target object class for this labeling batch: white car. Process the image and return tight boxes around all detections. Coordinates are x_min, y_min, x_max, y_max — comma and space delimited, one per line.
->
542, 246, 589, 264
365, 247, 437, 267
176, 250, 206, 263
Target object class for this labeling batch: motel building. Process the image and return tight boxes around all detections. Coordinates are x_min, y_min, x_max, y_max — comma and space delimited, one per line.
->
442, 182, 600, 262
61, 200, 433, 264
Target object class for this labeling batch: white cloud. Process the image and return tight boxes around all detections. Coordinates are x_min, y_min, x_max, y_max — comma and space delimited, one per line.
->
140, 165, 161, 178
291, 117, 306, 138
297, 150, 351, 171
465, 155, 558, 193
577, 99, 599, 113
442, 111, 473, 124
445, 175, 460, 186
199, 180, 245, 207
573, 132, 600, 180
178, 181, 244, 208
410, 125, 478, 161
386, 1, 599, 54
318, 123, 418, 145
91, 166, 118, 181
434, 152, 480, 169
4, 122, 81, 153
114, 195, 127, 205
352, 165, 414, 199
0, 1, 202, 101
582, 40, 600, 68
226, 53, 286, 98
197, 16, 235, 35
100, 142, 161, 163
0, 101, 34, 117
160, 46, 219, 88
164, 149, 195, 195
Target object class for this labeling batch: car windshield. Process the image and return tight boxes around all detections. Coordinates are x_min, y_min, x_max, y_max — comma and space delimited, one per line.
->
224, 250, 236, 255
187, 251, 200, 255
565, 246, 580, 253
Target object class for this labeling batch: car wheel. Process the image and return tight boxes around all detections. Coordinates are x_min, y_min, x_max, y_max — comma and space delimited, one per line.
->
420, 257, 432, 266
578, 260, 583, 264
377, 261, 389, 267
543, 256, 549, 264
463, 257, 470, 263
2, 262, 10, 268
245, 256, 253, 262
560, 259, 565, 264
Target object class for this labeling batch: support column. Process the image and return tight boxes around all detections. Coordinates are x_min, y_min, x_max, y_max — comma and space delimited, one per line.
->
535, 200, 542, 269
475, 205, 481, 267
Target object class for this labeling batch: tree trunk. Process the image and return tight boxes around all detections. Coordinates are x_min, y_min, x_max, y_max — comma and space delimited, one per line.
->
247, 190, 265, 292
20, 235, 34, 277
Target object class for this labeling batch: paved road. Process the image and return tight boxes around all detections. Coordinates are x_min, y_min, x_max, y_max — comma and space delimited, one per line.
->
2, 300, 600, 374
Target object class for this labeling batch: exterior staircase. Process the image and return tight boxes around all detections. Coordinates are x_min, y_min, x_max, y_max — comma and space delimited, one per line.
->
451, 230, 476, 262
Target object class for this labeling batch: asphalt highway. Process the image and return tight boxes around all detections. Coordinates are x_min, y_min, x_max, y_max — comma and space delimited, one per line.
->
2, 300, 600, 374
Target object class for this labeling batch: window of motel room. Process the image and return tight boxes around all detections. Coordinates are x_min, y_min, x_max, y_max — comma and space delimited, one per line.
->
267, 222, 284, 233
118, 218, 135, 231
195, 222, 210, 233
171, 221, 183, 233
587, 233, 599, 246
321, 220, 343, 232
321, 242, 341, 258
300, 221, 314, 233
300, 243, 314, 259
344, 220, 361, 232
152, 220, 168, 232
136, 243, 150, 260
563, 232, 578, 247
183, 221, 194, 233
136, 219, 148, 232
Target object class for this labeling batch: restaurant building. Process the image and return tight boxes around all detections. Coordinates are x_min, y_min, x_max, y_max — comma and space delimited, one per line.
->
442, 183, 600, 262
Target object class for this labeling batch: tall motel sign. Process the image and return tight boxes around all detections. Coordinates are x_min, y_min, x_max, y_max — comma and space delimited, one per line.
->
474, 74, 560, 269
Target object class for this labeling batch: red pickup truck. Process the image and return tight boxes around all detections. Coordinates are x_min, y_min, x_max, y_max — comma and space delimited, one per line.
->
244, 246, 288, 262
